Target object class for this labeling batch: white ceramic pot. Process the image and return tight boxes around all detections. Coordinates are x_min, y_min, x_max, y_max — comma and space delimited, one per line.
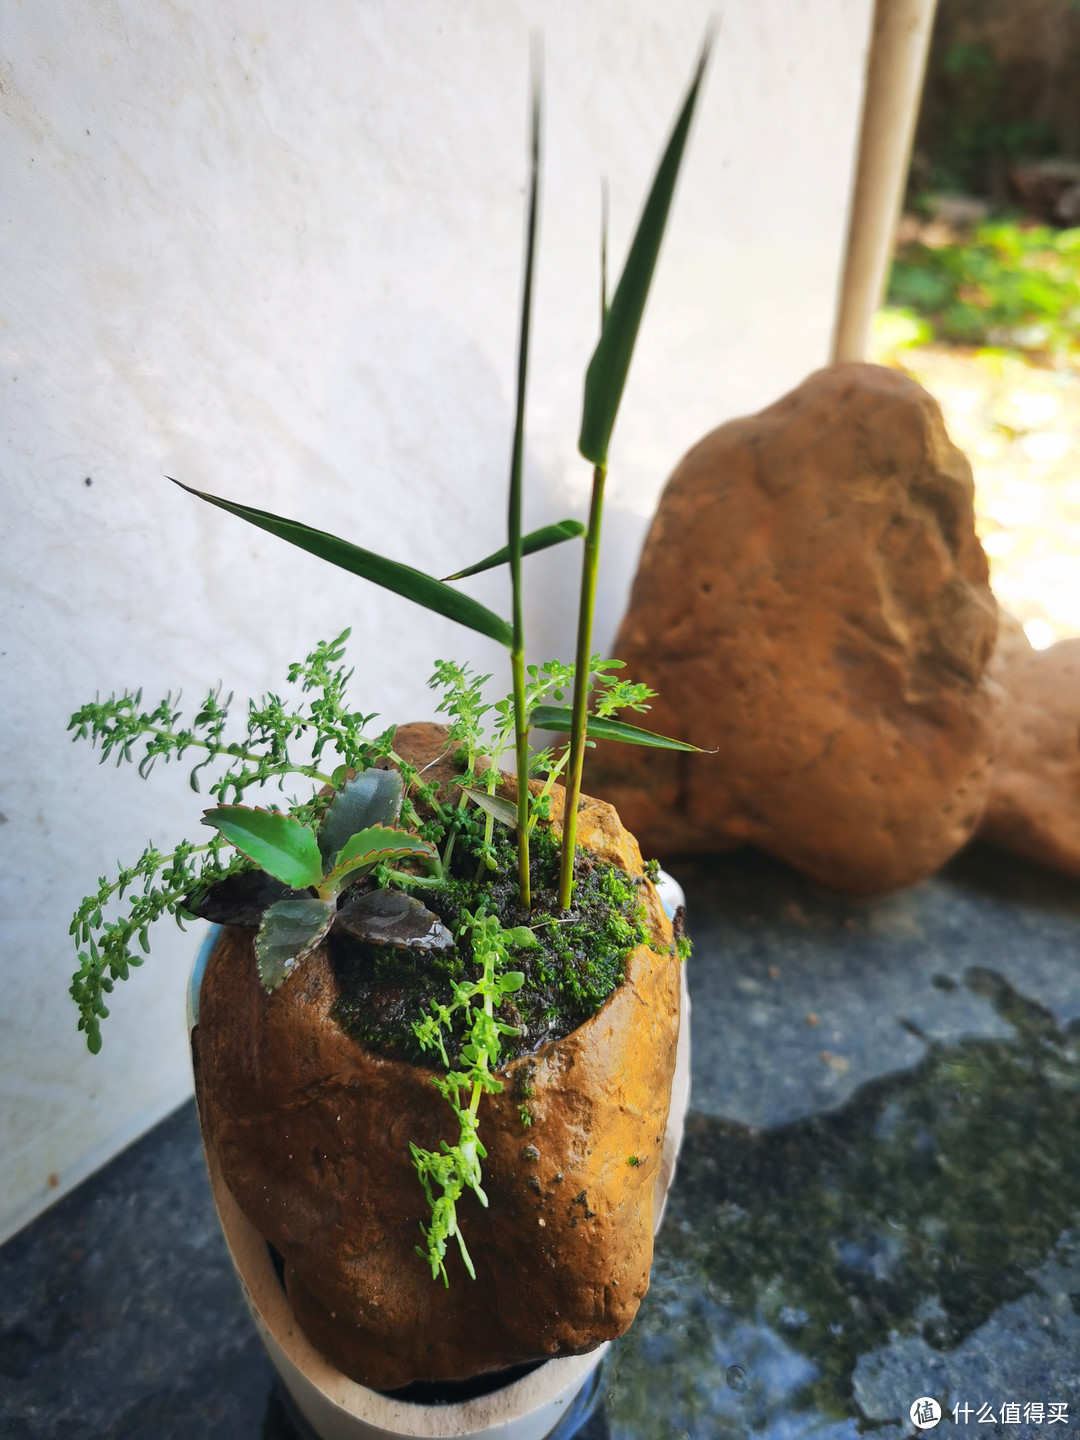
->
188, 873, 690, 1440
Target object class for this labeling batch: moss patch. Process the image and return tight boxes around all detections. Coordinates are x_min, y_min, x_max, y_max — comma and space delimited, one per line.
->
330, 825, 649, 1064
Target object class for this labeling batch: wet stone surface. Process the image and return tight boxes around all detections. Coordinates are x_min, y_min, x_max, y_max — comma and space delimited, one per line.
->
3, 842, 1079, 1437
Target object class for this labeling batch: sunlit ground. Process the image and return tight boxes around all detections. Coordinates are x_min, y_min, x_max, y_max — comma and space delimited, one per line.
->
872, 309, 1080, 649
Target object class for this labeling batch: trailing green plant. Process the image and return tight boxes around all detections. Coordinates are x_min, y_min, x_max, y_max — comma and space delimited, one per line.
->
409, 907, 533, 1285
887, 219, 1080, 353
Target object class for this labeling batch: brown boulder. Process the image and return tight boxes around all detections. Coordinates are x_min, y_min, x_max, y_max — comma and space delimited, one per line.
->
979, 637, 1080, 876
193, 747, 678, 1390
586, 363, 998, 895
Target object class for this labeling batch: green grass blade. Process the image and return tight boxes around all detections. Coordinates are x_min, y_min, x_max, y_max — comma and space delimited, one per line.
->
442, 520, 585, 581
531, 704, 708, 752
509, 54, 543, 911
168, 478, 513, 648
600, 177, 610, 327
578, 39, 711, 467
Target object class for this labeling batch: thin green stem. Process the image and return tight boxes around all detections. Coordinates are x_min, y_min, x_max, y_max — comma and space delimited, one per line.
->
511, 649, 530, 906
558, 463, 606, 910
140, 725, 337, 786
382, 868, 448, 893
507, 77, 540, 910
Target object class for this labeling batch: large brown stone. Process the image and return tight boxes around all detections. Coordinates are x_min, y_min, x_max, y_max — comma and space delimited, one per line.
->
586, 363, 998, 895
978, 637, 1080, 876
193, 733, 678, 1391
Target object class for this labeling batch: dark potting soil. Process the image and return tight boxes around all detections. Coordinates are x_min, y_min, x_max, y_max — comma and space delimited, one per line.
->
330, 825, 650, 1066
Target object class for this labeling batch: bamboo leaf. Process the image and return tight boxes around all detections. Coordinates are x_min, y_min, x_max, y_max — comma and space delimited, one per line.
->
578, 40, 711, 467
463, 788, 520, 829
256, 897, 335, 991
531, 705, 708, 752
168, 478, 513, 648
201, 806, 324, 889
442, 520, 585, 582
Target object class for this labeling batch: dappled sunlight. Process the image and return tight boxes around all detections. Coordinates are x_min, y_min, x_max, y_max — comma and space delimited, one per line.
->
870, 324, 1080, 648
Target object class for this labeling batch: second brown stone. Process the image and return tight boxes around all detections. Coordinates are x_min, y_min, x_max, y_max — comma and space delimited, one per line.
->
587, 363, 999, 895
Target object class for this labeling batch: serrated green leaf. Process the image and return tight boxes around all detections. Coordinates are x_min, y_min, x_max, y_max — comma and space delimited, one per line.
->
443, 520, 585, 582
531, 705, 707, 752
319, 769, 403, 863
320, 824, 437, 896
202, 806, 324, 889
463, 788, 520, 829
167, 478, 513, 648
255, 896, 335, 991
578, 39, 710, 467
499, 970, 526, 992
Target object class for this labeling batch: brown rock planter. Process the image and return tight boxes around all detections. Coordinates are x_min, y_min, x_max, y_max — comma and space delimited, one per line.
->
190, 771, 684, 1406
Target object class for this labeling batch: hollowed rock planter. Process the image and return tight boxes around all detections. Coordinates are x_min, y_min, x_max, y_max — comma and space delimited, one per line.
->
189, 774, 689, 1440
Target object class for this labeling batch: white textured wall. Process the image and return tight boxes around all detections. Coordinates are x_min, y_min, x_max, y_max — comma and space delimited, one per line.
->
0, 0, 873, 1241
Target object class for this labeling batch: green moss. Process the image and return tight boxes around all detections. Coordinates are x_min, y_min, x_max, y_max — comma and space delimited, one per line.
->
330, 823, 649, 1065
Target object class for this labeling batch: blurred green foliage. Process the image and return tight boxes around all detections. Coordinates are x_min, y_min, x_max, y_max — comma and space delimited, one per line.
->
887, 221, 1080, 351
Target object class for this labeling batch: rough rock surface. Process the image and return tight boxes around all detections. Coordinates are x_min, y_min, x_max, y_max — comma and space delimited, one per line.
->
586, 363, 998, 895
979, 637, 1080, 877
193, 726, 679, 1390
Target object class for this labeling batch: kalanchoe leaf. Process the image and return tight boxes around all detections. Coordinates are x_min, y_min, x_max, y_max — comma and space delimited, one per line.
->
531, 704, 708, 752
256, 896, 336, 991
320, 825, 438, 896
336, 889, 454, 951
183, 871, 306, 926
202, 806, 324, 889
442, 520, 586, 582
463, 788, 520, 829
319, 769, 403, 863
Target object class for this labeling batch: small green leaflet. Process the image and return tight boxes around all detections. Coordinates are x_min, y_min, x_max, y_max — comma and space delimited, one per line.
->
578, 39, 711, 468
202, 806, 324, 889
530, 705, 707, 752
320, 825, 438, 895
255, 896, 335, 991
442, 520, 586, 582
502, 928, 537, 950
167, 478, 513, 648
463, 788, 520, 829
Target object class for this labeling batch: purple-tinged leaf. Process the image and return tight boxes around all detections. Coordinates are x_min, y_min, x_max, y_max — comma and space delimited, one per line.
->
256, 896, 335, 991
336, 889, 453, 951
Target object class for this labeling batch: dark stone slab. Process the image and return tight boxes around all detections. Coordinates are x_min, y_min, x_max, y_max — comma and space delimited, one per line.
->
3, 841, 1079, 1437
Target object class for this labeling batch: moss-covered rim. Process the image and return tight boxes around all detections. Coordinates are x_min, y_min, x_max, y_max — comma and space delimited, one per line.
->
330, 823, 655, 1068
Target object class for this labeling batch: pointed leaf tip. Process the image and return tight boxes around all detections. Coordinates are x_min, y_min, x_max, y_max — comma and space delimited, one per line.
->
578, 41, 711, 467
170, 479, 513, 648
530, 705, 709, 752
443, 520, 585, 583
